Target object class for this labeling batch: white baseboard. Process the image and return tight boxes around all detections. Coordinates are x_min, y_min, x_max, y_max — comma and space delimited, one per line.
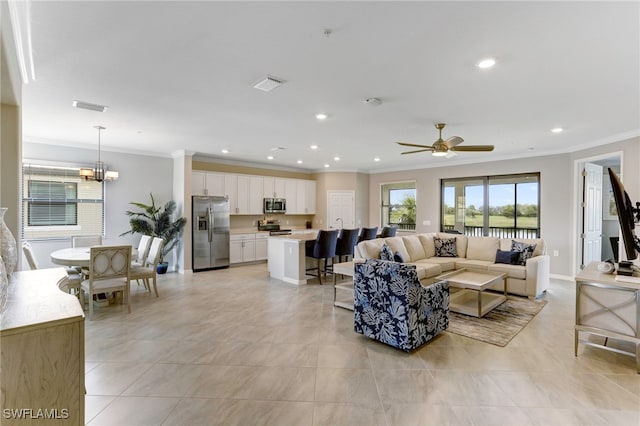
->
550, 273, 574, 282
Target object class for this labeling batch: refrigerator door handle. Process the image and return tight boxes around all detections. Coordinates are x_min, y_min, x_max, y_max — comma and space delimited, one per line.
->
208, 207, 214, 242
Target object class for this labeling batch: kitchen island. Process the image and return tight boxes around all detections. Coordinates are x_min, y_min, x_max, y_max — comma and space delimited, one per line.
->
267, 231, 318, 284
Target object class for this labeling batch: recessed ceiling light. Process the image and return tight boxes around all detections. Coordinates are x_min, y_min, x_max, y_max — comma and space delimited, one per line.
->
334, 156, 340, 161
297, 160, 303, 164
324, 164, 330, 168
374, 157, 380, 162
551, 127, 564, 133
221, 149, 229, 154
477, 58, 496, 69
315, 113, 328, 120
310, 144, 318, 150
267, 155, 274, 160
72, 100, 108, 112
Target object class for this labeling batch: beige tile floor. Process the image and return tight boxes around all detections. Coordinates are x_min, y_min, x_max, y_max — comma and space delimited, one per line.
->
84, 263, 640, 426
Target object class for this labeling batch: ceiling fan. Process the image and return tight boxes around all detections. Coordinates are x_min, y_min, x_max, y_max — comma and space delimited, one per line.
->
397, 123, 494, 157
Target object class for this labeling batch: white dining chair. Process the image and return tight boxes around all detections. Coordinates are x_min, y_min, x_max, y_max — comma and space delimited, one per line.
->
133, 235, 152, 266
80, 245, 132, 320
130, 237, 163, 297
72, 235, 103, 248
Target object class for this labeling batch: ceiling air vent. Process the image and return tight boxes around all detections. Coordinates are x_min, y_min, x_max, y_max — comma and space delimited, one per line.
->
72, 100, 108, 112
253, 75, 285, 92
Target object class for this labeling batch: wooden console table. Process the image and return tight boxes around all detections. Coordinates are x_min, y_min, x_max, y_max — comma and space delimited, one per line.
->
574, 262, 639, 373
1, 268, 85, 425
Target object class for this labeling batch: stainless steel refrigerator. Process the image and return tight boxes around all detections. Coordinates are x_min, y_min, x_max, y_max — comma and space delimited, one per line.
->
192, 195, 230, 271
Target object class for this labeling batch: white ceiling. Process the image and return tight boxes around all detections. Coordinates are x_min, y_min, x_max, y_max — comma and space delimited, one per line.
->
21, 1, 640, 173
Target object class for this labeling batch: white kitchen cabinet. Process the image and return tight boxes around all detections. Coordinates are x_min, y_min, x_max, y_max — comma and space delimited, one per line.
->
263, 177, 287, 199
192, 171, 207, 196
284, 179, 298, 214
255, 233, 269, 260
304, 180, 316, 214
224, 174, 238, 213
230, 233, 256, 264
286, 179, 316, 215
236, 175, 263, 215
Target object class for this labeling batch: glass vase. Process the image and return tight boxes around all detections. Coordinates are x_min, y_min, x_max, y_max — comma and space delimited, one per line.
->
0, 256, 7, 313
0, 207, 18, 278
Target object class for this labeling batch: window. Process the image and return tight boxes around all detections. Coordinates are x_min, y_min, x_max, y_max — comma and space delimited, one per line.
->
381, 182, 416, 231
22, 164, 104, 240
441, 173, 540, 238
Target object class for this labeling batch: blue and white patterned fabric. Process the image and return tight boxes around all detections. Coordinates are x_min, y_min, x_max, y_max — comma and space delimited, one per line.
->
354, 259, 450, 351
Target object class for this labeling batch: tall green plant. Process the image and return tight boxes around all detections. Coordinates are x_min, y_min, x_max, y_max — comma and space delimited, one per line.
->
120, 193, 187, 263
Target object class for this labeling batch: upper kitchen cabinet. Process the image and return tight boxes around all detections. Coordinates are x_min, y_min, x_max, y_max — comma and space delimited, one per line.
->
191, 171, 225, 196
192, 171, 207, 195
263, 177, 287, 199
286, 179, 316, 215
236, 175, 263, 215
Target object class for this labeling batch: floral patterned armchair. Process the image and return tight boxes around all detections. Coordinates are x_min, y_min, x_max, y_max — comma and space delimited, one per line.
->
354, 259, 449, 351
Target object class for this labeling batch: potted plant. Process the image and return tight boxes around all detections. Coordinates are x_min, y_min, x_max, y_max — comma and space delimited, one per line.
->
120, 193, 187, 274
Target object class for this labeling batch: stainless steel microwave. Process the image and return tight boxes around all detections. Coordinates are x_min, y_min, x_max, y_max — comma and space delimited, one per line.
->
264, 198, 286, 214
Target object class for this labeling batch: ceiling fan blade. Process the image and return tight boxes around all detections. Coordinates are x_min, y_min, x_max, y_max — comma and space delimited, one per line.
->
397, 142, 432, 149
450, 145, 495, 152
444, 136, 464, 148
401, 148, 433, 155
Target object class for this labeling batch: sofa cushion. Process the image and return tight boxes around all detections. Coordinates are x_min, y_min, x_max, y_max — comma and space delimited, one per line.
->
488, 263, 527, 280
402, 235, 426, 261
434, 237, 457, 257
511, 240, 537, 265
495, 249, 520, 265
384, 237, 411, 264
380, 243, 394, 261
358, 238, 386, 259
407, 262, 442, 278
466, 236, 499, 262
454, 259, 493, 271
418, 258, 457, 272
418, 234, 436, 258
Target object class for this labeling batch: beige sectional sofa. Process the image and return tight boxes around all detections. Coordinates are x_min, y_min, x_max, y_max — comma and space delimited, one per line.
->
354, 233, 550, 299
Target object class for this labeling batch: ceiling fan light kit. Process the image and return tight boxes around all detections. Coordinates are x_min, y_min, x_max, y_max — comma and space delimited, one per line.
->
397, 123, 495, 157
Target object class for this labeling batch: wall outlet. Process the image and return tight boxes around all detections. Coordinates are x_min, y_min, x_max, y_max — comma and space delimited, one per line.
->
553, 250, 559, 257
286, 220, 289, 225
422, 220, 431, 226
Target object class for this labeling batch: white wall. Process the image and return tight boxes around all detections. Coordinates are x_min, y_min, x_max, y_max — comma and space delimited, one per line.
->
21, 142, 174, 269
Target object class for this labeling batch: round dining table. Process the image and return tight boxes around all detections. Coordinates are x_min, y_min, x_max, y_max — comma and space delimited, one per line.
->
50, 246, 137, 268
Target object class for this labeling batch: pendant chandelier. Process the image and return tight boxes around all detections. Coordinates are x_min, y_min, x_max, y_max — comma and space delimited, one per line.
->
79, 125, 118, 182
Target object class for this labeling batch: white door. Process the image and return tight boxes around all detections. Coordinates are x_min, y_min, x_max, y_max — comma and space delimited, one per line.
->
327, 190, 355, 229
582, 163, 603, 268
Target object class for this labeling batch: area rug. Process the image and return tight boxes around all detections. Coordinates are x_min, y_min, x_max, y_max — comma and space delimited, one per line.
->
447, 296, 548, 347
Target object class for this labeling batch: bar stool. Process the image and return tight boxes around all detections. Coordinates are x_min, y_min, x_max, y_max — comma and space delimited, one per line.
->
380, 226, 398, 238
335, 228, 360, 263
305, 229, 339, 285
358, 227, 378, 243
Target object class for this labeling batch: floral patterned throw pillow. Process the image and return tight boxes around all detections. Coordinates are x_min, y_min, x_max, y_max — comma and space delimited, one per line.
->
379, 243, 395, 261
434, 237, 457, 257
511, 240, 537, 265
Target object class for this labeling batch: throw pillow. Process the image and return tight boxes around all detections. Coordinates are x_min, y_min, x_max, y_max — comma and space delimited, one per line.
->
434, 237, 457, 257
379, 243, 395, 261
393, 251, 404, 263
495, 249, 520, 265
511, 240, 537, 265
